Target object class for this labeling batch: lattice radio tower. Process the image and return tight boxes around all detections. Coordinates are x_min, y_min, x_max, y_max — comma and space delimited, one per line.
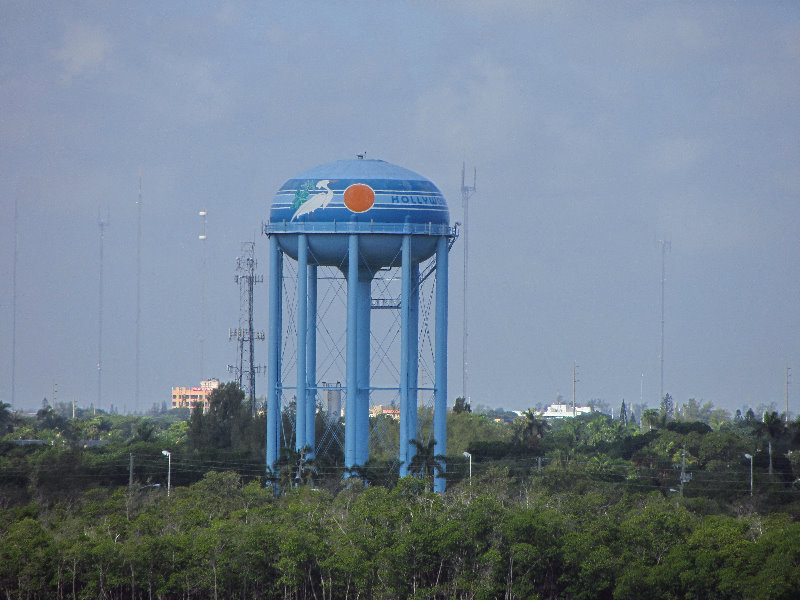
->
228, 242, 264, 416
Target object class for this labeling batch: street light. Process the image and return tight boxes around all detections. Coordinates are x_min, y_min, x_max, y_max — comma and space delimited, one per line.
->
744, 453, 753, 496
162, 450, 171, 496
463, 451, 472, 484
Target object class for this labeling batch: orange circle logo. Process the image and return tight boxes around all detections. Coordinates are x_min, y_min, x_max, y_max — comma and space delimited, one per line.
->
343, 183, 375, 213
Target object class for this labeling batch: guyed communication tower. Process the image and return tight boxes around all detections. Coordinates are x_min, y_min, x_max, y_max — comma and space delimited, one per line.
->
96, 208, 110, 411
460, 163, 476, 405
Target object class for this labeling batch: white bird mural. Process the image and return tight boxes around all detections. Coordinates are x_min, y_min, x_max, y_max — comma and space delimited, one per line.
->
291, 179, 335, 221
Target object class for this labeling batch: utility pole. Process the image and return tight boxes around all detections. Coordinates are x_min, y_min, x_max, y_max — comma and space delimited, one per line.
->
161, 450, 171, 496
460, 163, 476, 405
640, 372, 644, 406
744, 453, 754, 496
786, 366, 791, 423
97, 209, 109, 411
572, 362, 579, 417
679, 444, 691, 496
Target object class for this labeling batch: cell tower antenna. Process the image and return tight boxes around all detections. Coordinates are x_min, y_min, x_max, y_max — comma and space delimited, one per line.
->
11, 195, 19, 409
135, 169, 142, 414
460, 162, 476, 404
228, 242, 264, 416
97, 207, 110, 411
198, 209, 207, 381
658, 239, 671, 403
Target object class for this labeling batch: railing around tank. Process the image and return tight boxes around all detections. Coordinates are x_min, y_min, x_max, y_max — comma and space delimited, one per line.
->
263, 220, 455, 237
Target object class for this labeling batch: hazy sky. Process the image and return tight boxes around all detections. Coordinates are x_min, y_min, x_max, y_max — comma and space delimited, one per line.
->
2, 1, 799, 416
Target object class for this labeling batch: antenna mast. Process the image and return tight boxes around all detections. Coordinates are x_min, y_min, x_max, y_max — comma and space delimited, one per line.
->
199, 209, 208, 380
11, 195, 19, 409
97, 208, 109, 411
460, 163, 476, 405
659, 239, 671, 402
135, 169, 142, 413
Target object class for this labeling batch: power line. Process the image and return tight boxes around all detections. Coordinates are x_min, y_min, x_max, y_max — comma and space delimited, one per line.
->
9, 454, 785, 496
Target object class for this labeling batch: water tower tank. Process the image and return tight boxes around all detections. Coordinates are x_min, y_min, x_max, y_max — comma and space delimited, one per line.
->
268, 158, 450, 268
264, 157, 453, 492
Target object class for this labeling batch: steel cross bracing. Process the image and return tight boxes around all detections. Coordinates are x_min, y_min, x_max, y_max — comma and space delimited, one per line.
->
273, 256, 441, 461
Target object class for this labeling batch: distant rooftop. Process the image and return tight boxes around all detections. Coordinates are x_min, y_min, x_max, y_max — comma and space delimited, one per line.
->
540, 403, 595, 418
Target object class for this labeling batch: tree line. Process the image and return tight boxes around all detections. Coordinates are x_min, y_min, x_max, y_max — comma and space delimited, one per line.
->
2, 466, 799, 599
1, 390, 800, 599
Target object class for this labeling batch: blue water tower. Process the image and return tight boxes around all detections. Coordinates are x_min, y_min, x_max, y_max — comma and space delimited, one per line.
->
264, 157, 453, 490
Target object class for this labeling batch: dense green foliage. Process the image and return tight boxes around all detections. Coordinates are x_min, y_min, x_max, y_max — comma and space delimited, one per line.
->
2, 394, 800, 599
1, 468, 799, 599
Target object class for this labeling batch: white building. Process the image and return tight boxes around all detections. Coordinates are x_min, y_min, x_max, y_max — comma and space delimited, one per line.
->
541, 402, 594, 418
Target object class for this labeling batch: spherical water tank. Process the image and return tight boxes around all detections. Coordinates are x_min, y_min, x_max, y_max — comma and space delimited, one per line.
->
267, 158, 450, 268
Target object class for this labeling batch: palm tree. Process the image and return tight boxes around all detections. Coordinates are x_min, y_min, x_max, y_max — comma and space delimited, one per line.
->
758, 411, 786, 475
516, 409, 549, 450
346, 458, 396, 488
641, 408, 663, 430
0, 402, 13, 434
133, 419, 157, 443
407, 438, 446, 489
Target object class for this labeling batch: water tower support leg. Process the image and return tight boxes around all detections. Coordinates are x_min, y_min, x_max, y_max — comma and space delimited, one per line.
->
296, 235, 308, 453
434, 236, 449, 493
306, 264, 317, 459
356, 271, 371, 467
399, 235, 411, 476
409, 262, 420, 463
266, 236, 283, 477
345, 235, 359, 471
